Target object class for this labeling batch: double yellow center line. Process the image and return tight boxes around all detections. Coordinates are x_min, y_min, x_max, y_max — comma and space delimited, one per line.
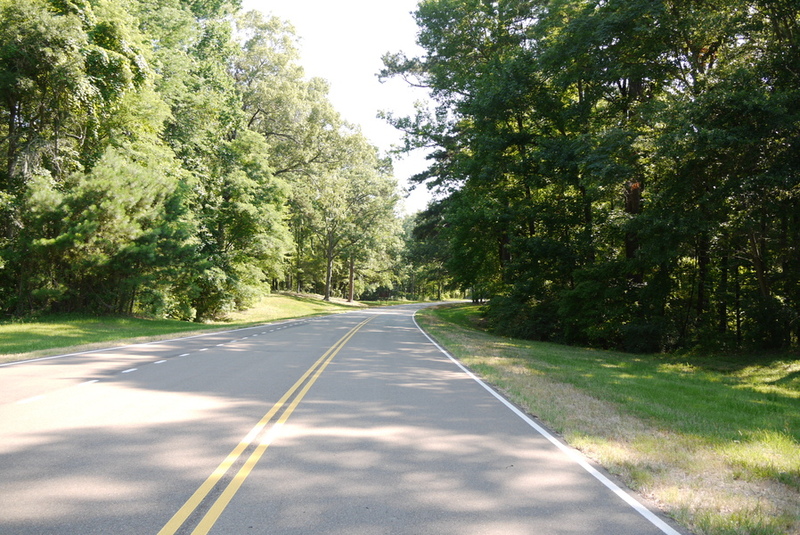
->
158, 317, 373, 535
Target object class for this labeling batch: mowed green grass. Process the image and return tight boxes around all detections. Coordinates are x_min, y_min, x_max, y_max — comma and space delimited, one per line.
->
0, 315, 215, 358
0, 294, 355, 363
418, 304, 800, 535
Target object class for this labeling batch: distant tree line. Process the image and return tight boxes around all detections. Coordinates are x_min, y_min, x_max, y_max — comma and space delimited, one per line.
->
0, 0, 402, 321
384, 0, 800, 352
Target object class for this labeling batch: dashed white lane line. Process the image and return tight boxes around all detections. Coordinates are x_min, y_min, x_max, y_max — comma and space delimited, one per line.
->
16, 395, 45, 405
8, 318, 318, 407
0, 317, 320, 369
8, 319, 317, 408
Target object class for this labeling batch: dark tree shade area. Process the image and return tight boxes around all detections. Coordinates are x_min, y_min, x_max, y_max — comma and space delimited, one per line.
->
0, 0, 401, 321
384, 0, 800, 352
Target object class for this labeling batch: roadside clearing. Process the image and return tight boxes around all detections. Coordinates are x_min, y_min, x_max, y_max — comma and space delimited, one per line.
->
416, 304, 800, 535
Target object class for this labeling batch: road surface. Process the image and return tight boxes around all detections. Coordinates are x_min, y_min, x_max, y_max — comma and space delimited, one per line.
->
0, 304, 685, 534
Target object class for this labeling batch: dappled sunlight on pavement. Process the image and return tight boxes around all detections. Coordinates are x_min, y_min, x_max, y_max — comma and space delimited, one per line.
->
0, 307, 681, 534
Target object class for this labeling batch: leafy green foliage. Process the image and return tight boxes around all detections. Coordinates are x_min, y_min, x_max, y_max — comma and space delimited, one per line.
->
10, 142, 195, 314
0, 0, 402, 320
400, 202, 455, 300
387, 0, 800, 352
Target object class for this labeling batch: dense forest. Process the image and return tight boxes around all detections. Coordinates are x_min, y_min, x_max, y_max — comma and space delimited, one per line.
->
0, 0, 405, 321
3, 0, 798, 354
389, 0, 800, 352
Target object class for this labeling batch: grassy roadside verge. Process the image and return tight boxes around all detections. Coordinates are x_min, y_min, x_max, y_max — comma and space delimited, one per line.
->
416, 303, 800, 535
0, 293, 358, 364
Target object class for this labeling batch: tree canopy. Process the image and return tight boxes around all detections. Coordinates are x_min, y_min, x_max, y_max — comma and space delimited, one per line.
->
0, 0, 402, 321
384, 0, 800, 352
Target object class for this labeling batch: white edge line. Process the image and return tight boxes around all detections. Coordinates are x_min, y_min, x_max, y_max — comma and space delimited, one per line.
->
411, 311, 683, 535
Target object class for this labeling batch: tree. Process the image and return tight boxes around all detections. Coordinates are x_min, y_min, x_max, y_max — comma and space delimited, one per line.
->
386, 0, 800, 351
0, 0, 296, 319
404, 203, 453, 300
0, 0, 194, 315
0, 0, 413, 321
133, 3, 295, 321
191, 130, 291, 320
0, 0, 150, 206
16, 141, 195, 314
292, 132, 399, 301
232, 11, 344, 179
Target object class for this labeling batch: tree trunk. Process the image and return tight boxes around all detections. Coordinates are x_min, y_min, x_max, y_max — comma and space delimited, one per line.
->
718, 250, 729, 334
734, 262, 742, 347
624, 179, 643, 284
348, 256, 355, 302
580, 185, 595, 264
6, 99, 18, 184
696, 232, 710, 317
324, 234, 335, 301
324, 255, 333, 301
624, 179, 642, 261
748, 229, 770, 299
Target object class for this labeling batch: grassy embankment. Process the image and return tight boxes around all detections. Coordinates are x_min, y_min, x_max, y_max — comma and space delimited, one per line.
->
417, 303, 800, 535
0, 293, 359, 364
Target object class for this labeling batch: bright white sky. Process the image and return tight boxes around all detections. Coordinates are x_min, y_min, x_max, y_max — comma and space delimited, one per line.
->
241, 0, 433, 214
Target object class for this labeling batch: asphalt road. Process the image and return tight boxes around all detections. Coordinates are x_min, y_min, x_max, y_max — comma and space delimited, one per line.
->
0, 304, 686, 535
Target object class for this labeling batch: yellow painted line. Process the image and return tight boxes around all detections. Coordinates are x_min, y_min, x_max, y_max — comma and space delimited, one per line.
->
158, 317, 373, 535
191, 317, 371, 535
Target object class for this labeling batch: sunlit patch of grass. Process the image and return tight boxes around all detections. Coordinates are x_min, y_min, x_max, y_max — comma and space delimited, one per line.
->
223, 293, 352, 324
416, 303, 800, 535
732, 360, 800, 400
723, 430, 800, 490
693, 505, 796, 535
0, 315, 215, 358
668, 486, 796, 535
657, 362, 700, 374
